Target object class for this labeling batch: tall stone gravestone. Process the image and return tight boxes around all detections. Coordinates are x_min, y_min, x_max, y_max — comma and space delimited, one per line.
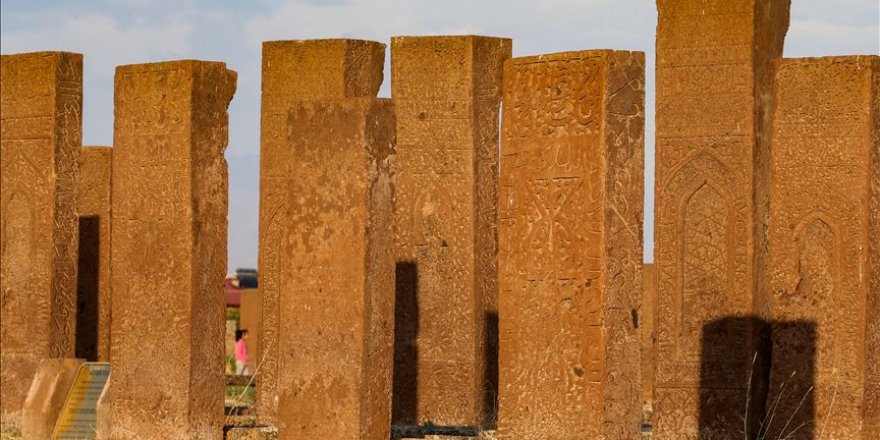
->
391, 35, 510, 427
767, 56, 879, 440
257, 40, 384, 422
76, 146, 112, 362
277, 98, 395, 440
497, 50, 645, 439
110, 60, 235, 440
1, 51, 82, 430
653, 0, 790, 436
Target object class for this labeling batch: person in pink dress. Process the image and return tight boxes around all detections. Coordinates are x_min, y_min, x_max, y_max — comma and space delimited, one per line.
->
234, 329, 251, 375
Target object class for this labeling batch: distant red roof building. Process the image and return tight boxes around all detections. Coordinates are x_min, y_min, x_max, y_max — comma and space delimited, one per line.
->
225, 268, 258, 308
225, 277, 242, 307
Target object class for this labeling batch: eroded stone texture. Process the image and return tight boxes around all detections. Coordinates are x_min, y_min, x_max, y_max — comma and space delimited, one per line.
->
276, 98, 395, 440
239, 288, 262, 370
21, 358, 83, 440
868, 51, 880, 440
1, 51, 82, 430
77, 146, 112, 362
653, 1, 789, 437
767, 56, 879, 440
257, 39, 384, 422
110, 60, 235, 440
391, 35, 510, 427
497, 50, 645, 439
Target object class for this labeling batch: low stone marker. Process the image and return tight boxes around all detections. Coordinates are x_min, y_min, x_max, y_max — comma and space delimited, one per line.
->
94, 382, 109, 440
276, 98, 395, 440
21, 359, 84, 440
497, 49, 645, 439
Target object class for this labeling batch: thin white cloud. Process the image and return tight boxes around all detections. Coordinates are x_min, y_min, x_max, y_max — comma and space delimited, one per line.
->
1, 10, 198, 189
789, 0, 879, 26
244, 0, 651, 54
1, 13, 194, 73
243, 1, 417, 48
786, 19, 879, 56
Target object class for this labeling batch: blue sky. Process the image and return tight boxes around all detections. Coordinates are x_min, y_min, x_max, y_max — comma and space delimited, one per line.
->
2, 0, 878, 270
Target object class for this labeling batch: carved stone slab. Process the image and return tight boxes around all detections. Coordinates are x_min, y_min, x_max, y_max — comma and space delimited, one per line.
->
256, 40, 384, 423
497, 50, 645, 439
276, 98, 395, 440
767, 55, 880, 440
76, 146, 112, 362
390, 35, 511, 427
1, 51, 82, 430
653, 1, 790, 436
110, 60, 236, 440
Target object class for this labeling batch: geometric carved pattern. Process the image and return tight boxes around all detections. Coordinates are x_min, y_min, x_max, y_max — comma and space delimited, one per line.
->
653, 0, 790, 435
498, 50, 644, 439
109, 61, 235, 440
517, 176, 593, 278
768, 56, 880, 440
685, 184, 728, 291
680, 183, 730, 360
656, 151, 752, 388
391, 36, 509, 426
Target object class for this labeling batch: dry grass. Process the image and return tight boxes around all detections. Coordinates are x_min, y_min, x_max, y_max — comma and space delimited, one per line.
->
224, 343, 272, 426
751, 351, 821, 440
0, 428, 21, 440
226, 384, 256, 406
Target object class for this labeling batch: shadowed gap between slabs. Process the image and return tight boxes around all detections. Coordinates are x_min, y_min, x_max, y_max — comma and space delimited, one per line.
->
762, 321, 817, 440
483, 310, 499, 429
699, 317, 816, 439
75, 215, 101, 362
393, 261, 419, 425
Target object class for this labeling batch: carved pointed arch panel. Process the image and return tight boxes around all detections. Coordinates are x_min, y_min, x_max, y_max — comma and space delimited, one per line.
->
655, 151, 750, 387
679, 182, 733, 360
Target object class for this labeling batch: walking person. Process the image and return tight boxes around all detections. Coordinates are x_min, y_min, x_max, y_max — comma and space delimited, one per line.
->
234, 329, 251, 375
